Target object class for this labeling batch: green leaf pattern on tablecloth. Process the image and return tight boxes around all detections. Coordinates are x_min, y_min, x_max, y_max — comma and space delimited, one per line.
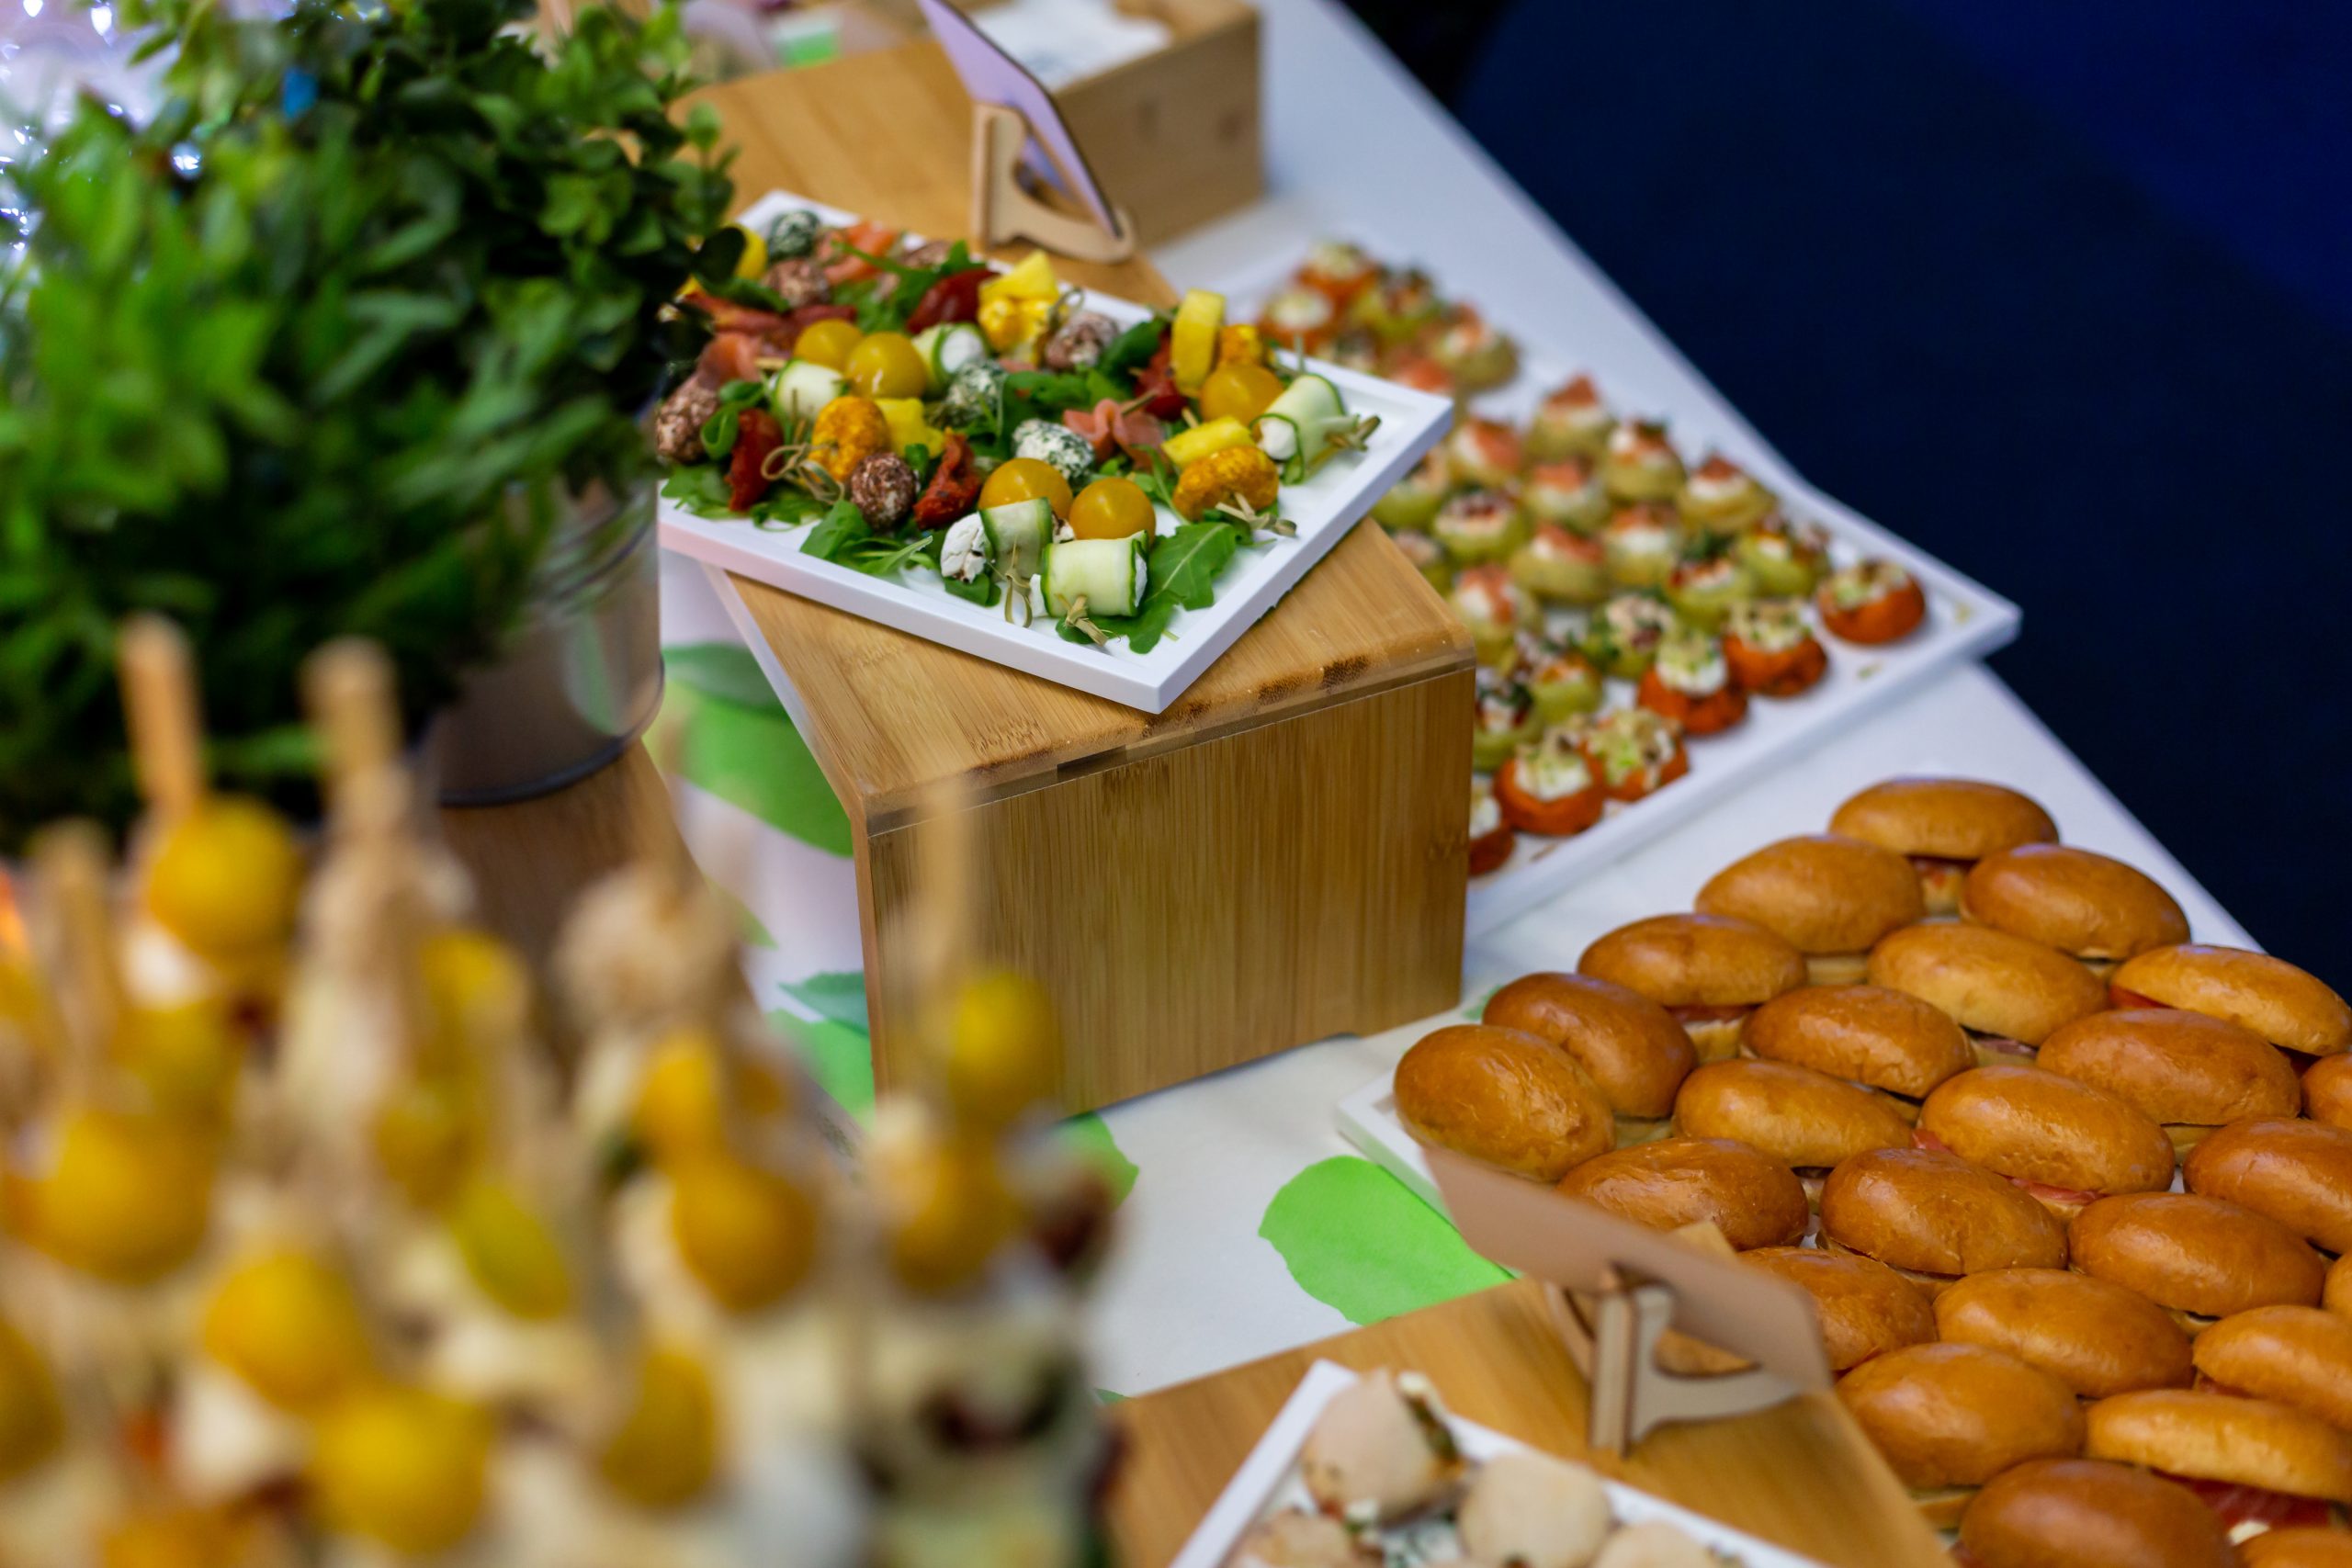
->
657, 644, 852, 857
1061, 1112, 1138, 1205
1260, 1156, 1507, 1326
767, 1009, 876, 1122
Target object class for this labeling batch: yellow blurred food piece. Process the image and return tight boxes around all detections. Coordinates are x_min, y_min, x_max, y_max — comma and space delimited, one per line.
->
447, 1177, 573, 1321
942, 970, 1060, 1131
1170, 288, 1226, 394
876, 397, 949, 459
668, 1154, 819, 1314
884, 1132, 1023, 1297
729, 223, 768, 281
312, 1385, 492, 1557
1197, 361, 1285, 426
100, 1506, 243, 1568
597, 1345, 718, 1510
200, 1249, 374, 1414
633, 1027, 790, 1168
142, 796, 302, 963
978, 251, 1059, 308
372, 1071, 480, 1210
796, 318, 864, 371
418, 927, 529, 1065
0, 1316, 63, 1484
114, 998, 240, 1124
33, 1108, 214, 1284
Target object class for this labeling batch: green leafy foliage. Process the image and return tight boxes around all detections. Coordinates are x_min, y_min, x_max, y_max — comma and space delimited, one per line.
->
1052, 521, 1248, 654
0, 0, 733, 842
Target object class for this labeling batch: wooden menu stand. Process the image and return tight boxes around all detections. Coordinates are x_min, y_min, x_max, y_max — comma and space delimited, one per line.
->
1549, 1266, 1807, 1453
969, 102, 1138, 264
690, 44, 1473, 1112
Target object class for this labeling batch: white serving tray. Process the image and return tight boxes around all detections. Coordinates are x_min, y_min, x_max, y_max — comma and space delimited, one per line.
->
1336, 1073, 1442, 1215
1219, 249, 2018, 937
657, 193, 1454, 714
1171, 1359, 1831, 1568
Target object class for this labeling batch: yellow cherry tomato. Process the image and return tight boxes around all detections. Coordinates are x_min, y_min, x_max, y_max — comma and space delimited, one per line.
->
633, 1027, 791, 1168
372, 1072, 479, 1210
35, 1109, 213, 1284
447, 1177, 572, 1321
597, 1345, 717, 1510
885, 1133, 1023, 1297
978, 457, 1074, 519
200, 1249, 374, 1414
143, 795, 302, 963
418, 928, 528, 1066
0, 1316, 63, 1485
115, 998, 240, 1124
795, 318, 864, 372
101, 1506, 242, 1568
668, 1154, 819, 1314
1197, 362, 1285, 426
1066, 477, 1157, 542
943, 970, 1062, 1129
843, 331, 929, 400
312, 1385, 492, 1557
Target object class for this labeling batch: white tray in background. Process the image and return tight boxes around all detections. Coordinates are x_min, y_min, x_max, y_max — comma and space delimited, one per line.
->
1223, 251, 2020, 937
657, 193, 1454, 715
1171, 1359, 1831, 1568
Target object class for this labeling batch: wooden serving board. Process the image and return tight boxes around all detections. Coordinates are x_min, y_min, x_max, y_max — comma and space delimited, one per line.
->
689, 46, 1475, 1111
1106, 1278, 1947, 1568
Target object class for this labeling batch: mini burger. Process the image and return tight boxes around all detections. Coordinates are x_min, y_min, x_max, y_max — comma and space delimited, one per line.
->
1955, 1459, 2237, 1568
1867, 921, 2109, 1065
1553, 1136, 1806, 1250
2241, 1529, 2352, 1568
2193, 1306, 2352, 1434
1961, 844, 2189, 976
2086, 1390, 2352, 1536
2069, 1193, 2325, 1332
1934, 1267, 2191, 1398
1739, 1247, 1934, 1372
1481, 973, 1696, 1144
2183, 1117, 2352, 1256
2037, 1008, 2301, 1154
1835, 1342, 2083, 1527
1670, 1059, 1911, 1202
1575, 913, 1807, 1062
1393, 1024, 1613, 1184
1694, 834, 1926, 985
1742, 984, 1973, 1107
2307, 1054, 2352, 1130
1915, 1064, 2174, 1219
2332, 1256, 2352, 1320
1816, 1147, 2067, 1294
2109, 945, 2352, 1058
1828, 776, 2057, 916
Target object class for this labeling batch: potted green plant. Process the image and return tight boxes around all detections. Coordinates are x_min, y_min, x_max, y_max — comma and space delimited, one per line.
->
0, 0, 739, 839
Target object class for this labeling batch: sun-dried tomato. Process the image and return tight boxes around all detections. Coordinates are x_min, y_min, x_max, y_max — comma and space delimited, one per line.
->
1128, 336, 1189, 419
728, 409, 785, 511
910, 432, 980, 528
907, 266, 992, 332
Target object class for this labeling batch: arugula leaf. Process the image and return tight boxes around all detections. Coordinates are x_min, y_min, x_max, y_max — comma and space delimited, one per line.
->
1100, 317, 1164, 378
835, 530, 940, 579
944, 571, 999, 608
1055, 598, 1177, 654
749, 489, 831, 529
1143, 522, 1245, 611
799, 501, 871, 560
662, 464, 736, 517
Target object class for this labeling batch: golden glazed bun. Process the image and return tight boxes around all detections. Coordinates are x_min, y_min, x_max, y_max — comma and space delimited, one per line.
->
1817, 1148, 2067, 1285
2068, 1193, 2324, 1324
1694, 834, 1925, 965
1393, 1024, 1612, 1183
2110, 945, 2352, 1056
1955, 1459, 2236, 1568
1867, 922, 2109, 1046
1744, 985, 1973, 1100
2306, 1053, 2352, 1130
2331, 1255, 2352, 1320
2038, 1009, 2300, 1137
1553, 1137, 1806, 1250
1480, 973, 1696, 1121
2241, 1529, 2352, 1568
1917, 1065, 2174, 1202
1740, 1246, 1934, 1372
1830, 777, 2058, 861
1670, 1060, 1912, 1172
2086, 1390, 2352, 1505
2183, 1116, 2352, 1255
1836, 1342, 2082, 1520
2193, 1306, 2352, 1432
1576, 913, 1808, 1009
1960, 845, 2188, 962
1934, 1268, 2190, 1398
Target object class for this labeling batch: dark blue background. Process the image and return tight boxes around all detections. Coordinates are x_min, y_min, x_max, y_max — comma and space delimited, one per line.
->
1350, 0, 2352, 964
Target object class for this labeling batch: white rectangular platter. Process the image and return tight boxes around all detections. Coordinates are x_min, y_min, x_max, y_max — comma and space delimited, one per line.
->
1171, 1359, 1831, 1568
1217, 244, 2018, 937
1336, 1072, 1442, 1215
657, 192, 1455, 714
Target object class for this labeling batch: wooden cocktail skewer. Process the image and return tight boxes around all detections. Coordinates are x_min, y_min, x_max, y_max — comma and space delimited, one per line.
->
303, 638, 402, 834
30, 822, 123, 1107
116, 615, 206, 827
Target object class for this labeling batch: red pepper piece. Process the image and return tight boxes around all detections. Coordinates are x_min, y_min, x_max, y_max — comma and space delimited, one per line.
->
910, 432, 980, 528
728, 409, 784, 512
907, 266, 992, 332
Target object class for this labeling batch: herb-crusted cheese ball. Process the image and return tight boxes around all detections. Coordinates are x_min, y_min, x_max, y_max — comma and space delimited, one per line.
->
1012, 419, 1095, 487
938, 361, 1006, 431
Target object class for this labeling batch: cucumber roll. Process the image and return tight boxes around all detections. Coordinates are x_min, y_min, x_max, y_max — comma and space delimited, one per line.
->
912, 321, 989, 393
1252, 373, 1374, 479
769, 359, 848, 424
979, 498, 1053, 584
1044, 536, 1148, 620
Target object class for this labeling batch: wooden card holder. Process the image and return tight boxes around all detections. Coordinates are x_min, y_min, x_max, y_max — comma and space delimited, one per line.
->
970, 103, 1137, 264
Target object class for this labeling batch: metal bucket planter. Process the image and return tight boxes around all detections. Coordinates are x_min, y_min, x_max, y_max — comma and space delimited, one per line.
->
431, 479, 662, 807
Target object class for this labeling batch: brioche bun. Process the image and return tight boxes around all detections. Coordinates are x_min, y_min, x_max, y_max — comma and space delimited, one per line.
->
1481, 973, 1696, 1121
2183, 1117, 2352, 1256
1577, 914, 1807, 1009
2331, 1255, 2352, 1321
1740, 1246, 1934, 1372
1694, 834, 1925, 978
1829, 777, 2058, 863
1817, 1147, 2067, 1287
2069, 1193, 2324, 1325
1935, 1267, 2190, 1397
2193, 1306, 2352, 1432
1868, 922, 2108, 1047
1394, 1024, 1612, 1183
2110, 945, 2352, 1056
2086, 1389, 2352, 1504
2038, 1009, 2300, 1147
1836, 1342, 2083, 1526
2306, 1054, 2352, 1130
1670, 1060, 1912, 1173
1955, 1459, 2235, 1568
1917, 1065, 2174, 1204
1960, 845, 2188, 964
1744, 985, 1972, 1100
2241, 1529, 2352, 1568
1553, 1137, 1806, 1250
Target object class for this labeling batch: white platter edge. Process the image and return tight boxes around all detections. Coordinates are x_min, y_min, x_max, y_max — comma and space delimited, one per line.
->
1168, 1359, 1833, 1568
1335, 1072, 1442, 1217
